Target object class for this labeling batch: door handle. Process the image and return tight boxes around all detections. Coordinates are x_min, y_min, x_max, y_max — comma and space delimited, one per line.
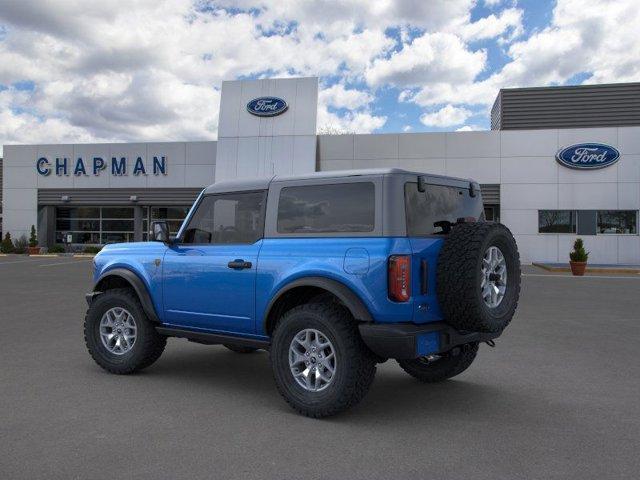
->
227, 259, 252, 270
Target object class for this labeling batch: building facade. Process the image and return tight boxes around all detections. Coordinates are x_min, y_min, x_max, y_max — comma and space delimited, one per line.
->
2, 78, 639, 264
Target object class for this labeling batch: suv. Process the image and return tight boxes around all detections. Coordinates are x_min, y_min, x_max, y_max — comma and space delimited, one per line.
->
84, 169, 520, 417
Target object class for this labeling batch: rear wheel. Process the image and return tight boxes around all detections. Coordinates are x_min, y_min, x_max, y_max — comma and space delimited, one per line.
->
397, 343, 479, 383
223, 344, 259, 354
84, 288, 166, 374
270, 303, 376, 418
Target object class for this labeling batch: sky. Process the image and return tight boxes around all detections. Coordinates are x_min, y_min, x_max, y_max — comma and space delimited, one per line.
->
0, 0, 639, 155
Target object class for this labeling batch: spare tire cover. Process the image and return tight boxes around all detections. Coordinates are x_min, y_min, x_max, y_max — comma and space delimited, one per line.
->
436, 222, 521, 333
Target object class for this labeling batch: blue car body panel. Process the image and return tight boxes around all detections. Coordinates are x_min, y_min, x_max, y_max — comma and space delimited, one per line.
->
161, 241, 262, 334
255, 237, 416, 335
93, 241, 168, 319
93, 235, 446, 338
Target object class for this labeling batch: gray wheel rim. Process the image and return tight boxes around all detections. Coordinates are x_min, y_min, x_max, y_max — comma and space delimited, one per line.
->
100, 307, 137, 355
289, 329, 336, 392
481, 246, 507, 308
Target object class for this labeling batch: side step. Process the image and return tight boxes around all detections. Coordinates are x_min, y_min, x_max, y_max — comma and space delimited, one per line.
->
156, 326, 271, 350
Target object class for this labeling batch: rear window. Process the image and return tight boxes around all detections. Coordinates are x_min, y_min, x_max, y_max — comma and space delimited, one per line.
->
277, 182, 375, 234
405, 182, 482, 236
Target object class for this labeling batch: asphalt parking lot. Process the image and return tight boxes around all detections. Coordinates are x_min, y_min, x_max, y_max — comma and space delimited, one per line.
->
1, 256, 639, 479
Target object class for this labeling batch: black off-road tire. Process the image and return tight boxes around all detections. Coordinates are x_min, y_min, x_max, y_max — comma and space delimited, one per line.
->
84, 288, 167, 374
437, 222, 521, 333
397, 343, 479, 383
270, 303, 377, 418
223, 344, 259, 354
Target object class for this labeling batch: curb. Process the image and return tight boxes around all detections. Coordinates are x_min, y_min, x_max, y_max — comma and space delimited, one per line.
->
532, 262, 640, 275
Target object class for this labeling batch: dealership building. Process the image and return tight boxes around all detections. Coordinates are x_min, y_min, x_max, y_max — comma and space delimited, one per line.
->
1, 78, 639, 264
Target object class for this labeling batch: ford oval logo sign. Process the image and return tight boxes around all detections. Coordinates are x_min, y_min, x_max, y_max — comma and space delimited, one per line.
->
246, 97, 288, 117
556, 143, 620, 170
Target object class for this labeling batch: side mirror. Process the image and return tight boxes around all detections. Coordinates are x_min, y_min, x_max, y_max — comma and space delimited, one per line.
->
151, 221, 170, 243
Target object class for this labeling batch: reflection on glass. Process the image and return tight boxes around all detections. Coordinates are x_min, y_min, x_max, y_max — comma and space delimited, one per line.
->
277, 183, 375, 234
597, 211, 637, 234
182, 193, 265, 244
538, 210, 576, 233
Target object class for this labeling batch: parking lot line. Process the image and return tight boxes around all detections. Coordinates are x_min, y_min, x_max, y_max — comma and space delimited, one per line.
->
39, 260, 92, 267
0, 258, 51, 265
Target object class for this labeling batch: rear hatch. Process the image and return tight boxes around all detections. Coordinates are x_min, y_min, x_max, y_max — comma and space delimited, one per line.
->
404, 178, 483, 323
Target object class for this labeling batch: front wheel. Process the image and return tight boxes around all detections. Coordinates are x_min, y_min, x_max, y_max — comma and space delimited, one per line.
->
84, 288, 166, 374
270, 303, 377, 418
397, 343, 479, 383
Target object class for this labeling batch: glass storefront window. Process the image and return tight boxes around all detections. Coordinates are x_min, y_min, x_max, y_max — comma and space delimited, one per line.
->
55, 206, 135, 245
56, 207, 100, 219
143, 206, 190, 241
538, 210, 577, 233
597, 210, 638, 234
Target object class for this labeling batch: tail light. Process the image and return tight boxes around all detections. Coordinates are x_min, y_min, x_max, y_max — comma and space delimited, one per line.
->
388, 255, 411, 302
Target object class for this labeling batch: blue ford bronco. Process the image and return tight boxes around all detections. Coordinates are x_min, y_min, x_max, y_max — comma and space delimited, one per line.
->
84, 169, 521, 417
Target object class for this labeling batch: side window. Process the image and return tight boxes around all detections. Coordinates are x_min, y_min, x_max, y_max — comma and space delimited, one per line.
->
277, 182, 375, 234
182, 191, 266, 245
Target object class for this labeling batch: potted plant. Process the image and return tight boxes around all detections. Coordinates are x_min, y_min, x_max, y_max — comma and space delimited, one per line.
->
569, 238, 589, 276
28, 225, 40, 255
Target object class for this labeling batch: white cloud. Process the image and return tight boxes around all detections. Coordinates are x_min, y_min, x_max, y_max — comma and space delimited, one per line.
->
402, 125, 412, 132
420, 105, 472, 127
405, 0, 640, 109
456, 124, 484, 131
366, 32, 486, 87
317, 108, 387, 134
0, 0, 639, 151
319, 84, 373, 110
317, 82, 384, 133
458, 7, 523, 42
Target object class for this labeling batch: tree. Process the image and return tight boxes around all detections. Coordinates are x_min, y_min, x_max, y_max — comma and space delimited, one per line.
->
1, 232, 15, 253
29, 225, 38, 247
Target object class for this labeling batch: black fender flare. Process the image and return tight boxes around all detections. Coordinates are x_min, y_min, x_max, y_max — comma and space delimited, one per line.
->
94, 268, 161, 324
263, 276, 373, 333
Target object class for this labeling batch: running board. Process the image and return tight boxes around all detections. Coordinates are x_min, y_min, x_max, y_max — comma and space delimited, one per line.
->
156, 326, 271, 350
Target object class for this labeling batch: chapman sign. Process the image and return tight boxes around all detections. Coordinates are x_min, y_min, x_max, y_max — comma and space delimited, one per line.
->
556, 143, 620, 170
246, 97, 288, 117
36, 156, 168, 176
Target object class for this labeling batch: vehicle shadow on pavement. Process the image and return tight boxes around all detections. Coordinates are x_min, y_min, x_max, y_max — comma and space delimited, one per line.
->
115, 343, 539, 425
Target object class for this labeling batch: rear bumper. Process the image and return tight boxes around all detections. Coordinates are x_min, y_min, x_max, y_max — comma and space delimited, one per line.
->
358, 322, 500, 360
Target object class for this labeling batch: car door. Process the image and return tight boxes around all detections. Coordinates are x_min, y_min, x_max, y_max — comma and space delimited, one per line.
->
162, 190, 267, 334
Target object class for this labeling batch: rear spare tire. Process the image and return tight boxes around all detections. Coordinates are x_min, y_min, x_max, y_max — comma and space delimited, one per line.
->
436, 222, 520, 333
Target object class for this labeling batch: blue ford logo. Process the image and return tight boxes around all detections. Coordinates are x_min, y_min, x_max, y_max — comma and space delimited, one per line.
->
247, 97, 288, 117
556, 143, 620, 170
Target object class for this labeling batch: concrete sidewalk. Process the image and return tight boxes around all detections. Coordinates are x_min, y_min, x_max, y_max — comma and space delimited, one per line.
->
532, 262, 640, 275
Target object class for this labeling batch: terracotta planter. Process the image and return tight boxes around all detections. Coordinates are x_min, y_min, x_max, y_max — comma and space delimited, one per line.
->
27, 246, 41, 255
569, 261, 587, 276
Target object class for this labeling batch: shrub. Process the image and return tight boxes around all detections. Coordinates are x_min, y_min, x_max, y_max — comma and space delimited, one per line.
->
48, 244, 66, 254
83, 246, 102, 254
29, 225, 38, 247
569, 238, 589, 262
1, 233, 14, 253
13, 235, 28, 254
